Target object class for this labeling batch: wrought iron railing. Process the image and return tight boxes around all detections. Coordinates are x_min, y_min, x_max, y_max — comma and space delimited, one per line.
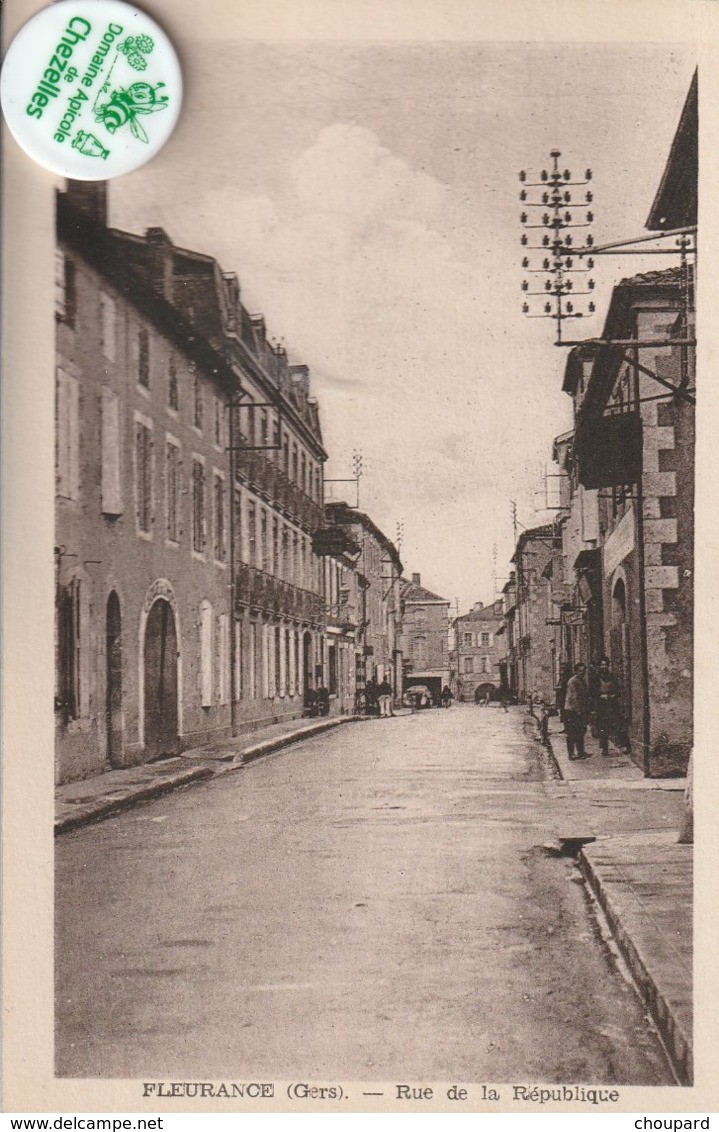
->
234, 448, 323, 534
235, 563, 326, 626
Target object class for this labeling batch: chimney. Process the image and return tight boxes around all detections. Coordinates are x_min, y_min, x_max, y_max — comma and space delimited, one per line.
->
473, 601, 484, 613
412, 573, 421, 586
288, 364, 310, 398
145, 227, 174, 300
64, 180, 108, 227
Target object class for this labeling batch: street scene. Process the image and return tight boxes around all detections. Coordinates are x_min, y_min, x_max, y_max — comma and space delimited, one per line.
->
56, 705, 682, 1084
52, 36, 695, 1091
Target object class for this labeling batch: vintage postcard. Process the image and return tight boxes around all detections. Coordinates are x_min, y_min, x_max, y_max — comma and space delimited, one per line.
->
3, 0, 719, 1116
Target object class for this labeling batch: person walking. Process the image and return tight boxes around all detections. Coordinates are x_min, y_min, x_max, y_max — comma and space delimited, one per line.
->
593, 656, 621, 757
564, 662, 590, 760
377, 677, 393, 717
440, 685, 453, 708
555, 662, 571, 734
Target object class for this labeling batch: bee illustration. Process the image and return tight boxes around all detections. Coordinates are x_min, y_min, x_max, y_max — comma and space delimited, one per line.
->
95, 82, 168, 144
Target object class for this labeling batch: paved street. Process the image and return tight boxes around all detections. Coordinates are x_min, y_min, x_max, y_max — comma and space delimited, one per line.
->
56, 705, 673, 1084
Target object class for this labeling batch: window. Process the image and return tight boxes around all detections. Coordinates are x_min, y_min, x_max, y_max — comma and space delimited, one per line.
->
135, 419, 153, 534
274, 626, 282, 696
214, 397, 222, 447
192, 459, 205, 553
168, 357, 179, 410
292, 443, 299, 483
260, 508, 268, 571
56, 369, 80, 500
100, 292, 116, 361
213, 473, 226, 562
480, 632, 491, 647
315, 468, 321, 501
101, 389, 122, 516
300, 452, 306, 493
57, 577, 82, 718
281, 527, 290, 579
137, 327, 150, 388
248, 501, 256, 566
234, 620, 243, 702
463, 656, 474, 674
260, 410, 268, 447
166, 442, 181, 542
200, 601, 213, 707
463, 632, 473, 647
218, 614, 229, 705
249, 622, 257, 699
234, 486, 243, 562
55, 252, 76, 327
194, 375, 203, 430
328, 644, 338, 695
283, 435, 290, 477
272, 517, 279, 576
413, 636, 428, 668
482, 656, 490, 673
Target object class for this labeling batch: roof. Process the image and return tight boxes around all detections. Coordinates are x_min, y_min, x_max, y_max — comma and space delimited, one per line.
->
107, 223, 326, 457
400, 578, 449, 604
647, 71, 698, 231
325, 502, 403, 571
455, 602, 503, 624
511, 524, 556, 563
57, 193, 241, 399
582, 266, 688, 412
58, 187, 326, 458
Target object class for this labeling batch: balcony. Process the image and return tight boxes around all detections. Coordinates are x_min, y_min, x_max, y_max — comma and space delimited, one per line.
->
234, 448, 323, 533
235, 563, 325, 626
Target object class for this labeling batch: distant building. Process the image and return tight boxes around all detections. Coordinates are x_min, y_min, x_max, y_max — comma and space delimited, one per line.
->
510, 525, 560, 704
323, 503, 403, 702
399, 573, 450, 702
451, 599, 506, 702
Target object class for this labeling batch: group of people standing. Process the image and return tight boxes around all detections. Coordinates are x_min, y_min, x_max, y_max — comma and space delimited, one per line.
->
364, 677, 395, 717
558, 657, 624, 761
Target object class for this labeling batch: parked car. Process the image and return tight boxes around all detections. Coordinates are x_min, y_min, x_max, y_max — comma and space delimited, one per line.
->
403, 686, 434, 709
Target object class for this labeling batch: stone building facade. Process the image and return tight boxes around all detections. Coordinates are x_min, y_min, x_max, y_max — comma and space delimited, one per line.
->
561, 268, 694, 776
399, 573, 450, 701
55, 183, 328, 783
451, 600, 506, 702
511, 525, 560, 705
323, 503, 403, 701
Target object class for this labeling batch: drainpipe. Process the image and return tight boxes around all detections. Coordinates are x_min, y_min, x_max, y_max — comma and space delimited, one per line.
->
228, 395, 237, 737
632, 343, 652, 775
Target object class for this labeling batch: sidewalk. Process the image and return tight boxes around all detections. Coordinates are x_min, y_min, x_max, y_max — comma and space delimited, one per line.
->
55, 714, 362, 835
542, 709, 692, 1084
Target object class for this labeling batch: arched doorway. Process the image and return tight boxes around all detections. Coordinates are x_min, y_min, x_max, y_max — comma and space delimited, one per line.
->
611, 577, 631, 728
106, 592, 123, 767
474, 682, 499, 704
302, 631, 313, 703
143, 597, 179, 759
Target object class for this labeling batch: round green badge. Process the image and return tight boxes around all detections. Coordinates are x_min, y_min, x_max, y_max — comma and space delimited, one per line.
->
0, 0, 182, 179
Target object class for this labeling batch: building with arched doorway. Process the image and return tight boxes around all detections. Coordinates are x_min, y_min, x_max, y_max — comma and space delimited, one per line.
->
450, 599, 506, 703
55, 182, 329, 783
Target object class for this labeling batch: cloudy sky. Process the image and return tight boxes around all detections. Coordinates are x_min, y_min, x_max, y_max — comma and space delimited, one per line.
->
109, 39, 695, 610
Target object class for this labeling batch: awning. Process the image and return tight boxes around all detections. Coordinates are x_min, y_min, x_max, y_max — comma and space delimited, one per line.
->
574, 412, 642, 489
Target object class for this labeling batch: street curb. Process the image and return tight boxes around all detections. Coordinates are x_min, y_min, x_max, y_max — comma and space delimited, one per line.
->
241, 715, 364, 764
578, 846, 692, 1085
54, 767, 214, 835
55, 715, 364, 835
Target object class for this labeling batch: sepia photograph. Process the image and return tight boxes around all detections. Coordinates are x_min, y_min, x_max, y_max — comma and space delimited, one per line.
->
2, 0, 717, 1115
